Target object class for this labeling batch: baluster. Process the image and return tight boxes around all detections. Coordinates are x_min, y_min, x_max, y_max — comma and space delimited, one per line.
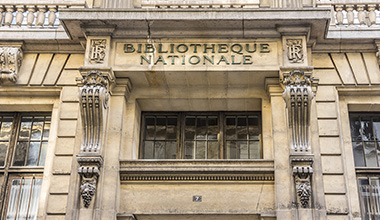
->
36, 6, 46, 27
15, 6, 25, 27
48, 6, 57, 27
4, 6, 15, 27
346, 5, 354, 26
368, 5, 376, 27
357, 5, 366, 26
0, 7, 4, 26
26, 6, 35, 27
335, 5, 344, 26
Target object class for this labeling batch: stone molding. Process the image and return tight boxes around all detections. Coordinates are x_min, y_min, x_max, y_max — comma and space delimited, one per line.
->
120, 160, 274, 183
0, 47, 22, 84
76, 69, 112, 209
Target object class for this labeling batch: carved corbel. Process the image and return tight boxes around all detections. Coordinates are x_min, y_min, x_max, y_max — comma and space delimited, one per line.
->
292, 158, 313, 208
76, 70, 111, 208
0, 47, 23, 84
282, 70, 317, 153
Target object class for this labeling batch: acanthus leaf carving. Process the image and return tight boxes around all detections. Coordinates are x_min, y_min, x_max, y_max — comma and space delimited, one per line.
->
77, 70, 110, 208
282, 70, 316, 153
0, 47, 23, 83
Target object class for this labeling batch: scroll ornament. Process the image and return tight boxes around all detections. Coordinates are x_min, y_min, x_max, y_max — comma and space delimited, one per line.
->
282, 70, 315, 152
0, 47, 23, 83
77, 70, 109, 208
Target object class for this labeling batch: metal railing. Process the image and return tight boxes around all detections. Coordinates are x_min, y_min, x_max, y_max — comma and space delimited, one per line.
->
359, 185, 380, 219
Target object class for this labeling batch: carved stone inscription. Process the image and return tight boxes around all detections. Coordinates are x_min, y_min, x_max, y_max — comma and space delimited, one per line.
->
286, 39, 304, 63
0, 47, 23, 83
89, 39, 106, 63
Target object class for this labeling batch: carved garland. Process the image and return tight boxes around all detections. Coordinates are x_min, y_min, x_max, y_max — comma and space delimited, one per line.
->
0, 47, 23, 83
77, 70, 109, 208
282, 70, 315, 153
292, 159, 313, 208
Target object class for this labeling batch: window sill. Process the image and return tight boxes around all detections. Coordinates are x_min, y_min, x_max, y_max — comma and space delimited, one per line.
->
120, 159, 274, 183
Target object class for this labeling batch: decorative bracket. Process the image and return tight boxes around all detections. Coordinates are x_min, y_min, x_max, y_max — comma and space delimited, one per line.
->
291, 157, 313, 208
0, 47, 23, 84
282, 70, 317, 153
76, 70, 112, 208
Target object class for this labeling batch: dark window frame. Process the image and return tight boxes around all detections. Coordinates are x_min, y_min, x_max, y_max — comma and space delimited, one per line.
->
139, 111, 262, 159
0, 112, 51, 219
350, 112, 380, 220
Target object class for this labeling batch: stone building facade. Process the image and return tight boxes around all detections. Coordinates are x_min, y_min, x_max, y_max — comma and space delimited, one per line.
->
0, 0, 380, 219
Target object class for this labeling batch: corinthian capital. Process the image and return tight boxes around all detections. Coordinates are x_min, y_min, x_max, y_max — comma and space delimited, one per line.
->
0, 47, 23, 84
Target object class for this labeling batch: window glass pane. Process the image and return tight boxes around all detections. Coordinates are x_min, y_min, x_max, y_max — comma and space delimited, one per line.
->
248, 116, 260, 140
154, 141, 165, 159
374, 117, 380, 141
13, 142, 28, 166
185, 117, 196, 140
362, 118, 374, 141
31, 118, 44, 141
184, 141, 194, 159
208, 117, 218, 140
143, 141, 154, 159
226, 141, 237, 159
237, 117, 247, 140
38, 142, 48, 166
155, 117, 166, 140
165, 142, 177, 159
0, 142, 8, 166
145, 117, 155, 140
353, 142, 365, 167
28, 179, 42, 220
166, 117, 177, 140
226, 117, 236, 140
350, 116, 361, 141
207, 141, 218, 159
195, 141, 206, 159
249, 141, 260, 159
364, 142, 377, 167
42, 120, 50, 141
238, 141, 248, 159
0, 117, 13, 141
6, 179, 21, 220
358, 178, 371, 220
18, 118, 32, 141
196, 117, 207, 140
18, 178, 32, 219
26, 142, 40, 166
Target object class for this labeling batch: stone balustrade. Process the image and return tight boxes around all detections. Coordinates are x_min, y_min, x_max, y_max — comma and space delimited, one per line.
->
0, 1, 86, 28
317, 1, 380, 27
141, 0, 260, 8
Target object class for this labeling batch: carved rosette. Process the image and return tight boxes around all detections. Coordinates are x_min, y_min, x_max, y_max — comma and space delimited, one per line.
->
292, 158, 313, 208
77, 70, 110, 208
286, 39, 304, 63
0, 47, 23, 83
89, 39, 106, 64
282, 70, 315, 152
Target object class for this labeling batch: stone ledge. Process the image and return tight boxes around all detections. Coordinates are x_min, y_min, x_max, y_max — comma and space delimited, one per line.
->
120, 159, 274, 183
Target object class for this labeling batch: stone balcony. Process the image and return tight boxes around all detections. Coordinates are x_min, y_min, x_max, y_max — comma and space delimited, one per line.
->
0, 0, 86, 40
0, 0, 379, 41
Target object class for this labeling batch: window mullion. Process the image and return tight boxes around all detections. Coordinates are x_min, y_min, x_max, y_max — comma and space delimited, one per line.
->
219, 112, 224, 159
